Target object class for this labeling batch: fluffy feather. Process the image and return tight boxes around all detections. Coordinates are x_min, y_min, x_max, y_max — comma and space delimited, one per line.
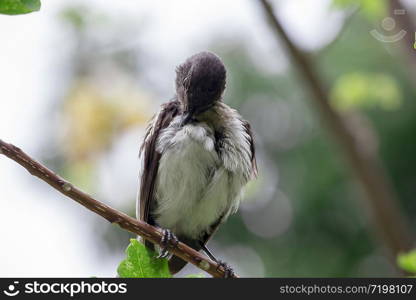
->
137, 52, 256, 274
138, 102, 255, 240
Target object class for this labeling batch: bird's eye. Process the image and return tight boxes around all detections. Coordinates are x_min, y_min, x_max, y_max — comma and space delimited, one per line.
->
206, 85, 216, 93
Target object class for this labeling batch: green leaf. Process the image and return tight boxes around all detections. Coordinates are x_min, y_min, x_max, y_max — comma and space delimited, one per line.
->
398, 250, 416, 274
117, 239, 171, 278
0, 0, 41, 15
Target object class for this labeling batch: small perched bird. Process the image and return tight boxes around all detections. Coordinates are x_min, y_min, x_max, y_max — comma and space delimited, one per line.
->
137, 51, 257, 276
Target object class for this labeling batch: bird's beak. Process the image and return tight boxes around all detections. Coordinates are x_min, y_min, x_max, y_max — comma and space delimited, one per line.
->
180, 112, 193, 126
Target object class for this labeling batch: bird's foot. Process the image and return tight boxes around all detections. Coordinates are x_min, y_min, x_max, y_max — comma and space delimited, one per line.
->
216, 260, 235, 278
157, 229, 179, 259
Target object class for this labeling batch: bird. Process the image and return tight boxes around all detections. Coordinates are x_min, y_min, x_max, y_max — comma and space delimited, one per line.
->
137, 51, 257, 277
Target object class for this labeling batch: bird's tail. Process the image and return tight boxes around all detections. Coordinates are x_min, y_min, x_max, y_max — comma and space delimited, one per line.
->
168, 256, 189, 274
141, 234, 202, 275
168, 237, 202, 275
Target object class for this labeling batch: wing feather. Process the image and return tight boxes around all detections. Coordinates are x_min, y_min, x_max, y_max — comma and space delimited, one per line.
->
198, 119, 257, 248
242, 120, 258, 178
138, 100, 181, 225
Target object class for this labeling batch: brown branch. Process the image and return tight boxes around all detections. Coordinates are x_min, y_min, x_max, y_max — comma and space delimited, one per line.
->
0, 139, 236, 278
258, 0, 413, 268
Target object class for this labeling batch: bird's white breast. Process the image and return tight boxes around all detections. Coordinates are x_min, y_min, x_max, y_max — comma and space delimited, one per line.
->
153, 117, 240, 239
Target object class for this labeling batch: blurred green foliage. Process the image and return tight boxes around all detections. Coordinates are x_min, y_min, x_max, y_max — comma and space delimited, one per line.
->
331, 72, 402, 111
0, 0, 40, 15
332, 0, 387, 20
185, 273, 206, 278
397, 250, 416, 275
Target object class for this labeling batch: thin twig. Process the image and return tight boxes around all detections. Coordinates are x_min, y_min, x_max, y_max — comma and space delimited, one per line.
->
0, 139, 236, 278
258, 0, 413, 267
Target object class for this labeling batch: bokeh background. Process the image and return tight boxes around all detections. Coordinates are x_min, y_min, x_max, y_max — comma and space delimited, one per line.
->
1, 0, 416, 277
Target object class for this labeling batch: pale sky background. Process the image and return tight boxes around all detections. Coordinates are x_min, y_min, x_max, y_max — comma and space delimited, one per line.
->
0, 0, 357, 277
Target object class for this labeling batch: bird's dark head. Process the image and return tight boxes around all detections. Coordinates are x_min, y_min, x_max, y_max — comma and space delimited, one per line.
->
175, 51, 226, 125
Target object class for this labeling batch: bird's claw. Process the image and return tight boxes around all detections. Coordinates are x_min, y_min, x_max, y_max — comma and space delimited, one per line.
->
157, 229, 178, 259
216, 260, 235, 278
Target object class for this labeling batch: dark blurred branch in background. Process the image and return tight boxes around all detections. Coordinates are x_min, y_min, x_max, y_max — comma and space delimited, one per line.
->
0, 139, 235, 278
258, 0, 413, 271
389, 0, 416, 75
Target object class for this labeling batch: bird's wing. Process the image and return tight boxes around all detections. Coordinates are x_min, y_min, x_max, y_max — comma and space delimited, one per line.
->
242, 120, 258, 178
138, 100, 181, 225
197, 119, 257, 248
